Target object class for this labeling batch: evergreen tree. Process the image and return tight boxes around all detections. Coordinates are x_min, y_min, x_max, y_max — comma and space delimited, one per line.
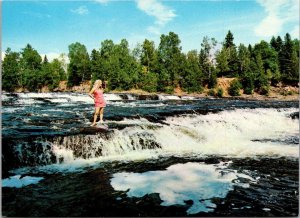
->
228, 79, 242, 96
279, 33, 299, 82
270, 36, 283, 53
216, 31, 238, 77
224, 30, 235, 48
43, 55, 49, 65
253, 40, 280, 84
225, 30, 238, 76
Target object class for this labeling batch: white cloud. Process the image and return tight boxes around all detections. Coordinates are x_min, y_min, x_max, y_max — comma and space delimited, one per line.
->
255, 14, 284, 37
136, 0, 176, 26
255, 0, 299, 37
135, 0, 176, 36
71, 6, 89, 15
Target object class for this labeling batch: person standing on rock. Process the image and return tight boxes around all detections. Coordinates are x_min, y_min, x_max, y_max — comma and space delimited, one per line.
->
89, 80, 107, 127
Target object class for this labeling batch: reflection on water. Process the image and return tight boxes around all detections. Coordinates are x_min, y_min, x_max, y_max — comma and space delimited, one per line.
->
2, 175, 44, 188
111, 162, 257, 214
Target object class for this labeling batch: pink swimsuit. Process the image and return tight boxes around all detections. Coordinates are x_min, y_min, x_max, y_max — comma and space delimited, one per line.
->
93, 89, 106, 108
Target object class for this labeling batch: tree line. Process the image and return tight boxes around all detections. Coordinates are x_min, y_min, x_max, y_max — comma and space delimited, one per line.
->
2, 31, 299, 95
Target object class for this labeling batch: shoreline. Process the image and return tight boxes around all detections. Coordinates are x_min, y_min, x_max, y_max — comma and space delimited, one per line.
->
2, 89, 299, 101
3, 78, 298, 102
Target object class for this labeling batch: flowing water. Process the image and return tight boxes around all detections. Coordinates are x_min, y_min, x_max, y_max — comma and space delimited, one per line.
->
1, 92, 299, 216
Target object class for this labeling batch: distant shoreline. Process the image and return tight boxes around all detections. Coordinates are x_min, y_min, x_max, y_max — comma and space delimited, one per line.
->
2, 89, 299, 102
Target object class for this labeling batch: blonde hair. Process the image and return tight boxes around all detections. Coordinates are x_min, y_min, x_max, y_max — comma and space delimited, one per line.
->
93, 80, 102, 89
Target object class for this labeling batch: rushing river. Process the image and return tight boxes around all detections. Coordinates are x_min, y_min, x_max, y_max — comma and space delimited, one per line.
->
2, 92, 299, 216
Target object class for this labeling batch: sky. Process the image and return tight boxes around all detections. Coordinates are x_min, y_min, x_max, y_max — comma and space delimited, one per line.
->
2, 0, 299, 61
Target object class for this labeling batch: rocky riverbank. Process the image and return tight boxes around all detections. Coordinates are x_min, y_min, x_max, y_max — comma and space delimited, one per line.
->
7, 78, 299, 101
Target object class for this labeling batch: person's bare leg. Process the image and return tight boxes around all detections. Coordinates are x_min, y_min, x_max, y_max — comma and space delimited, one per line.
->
91, 107, 100, 126
100, 107, 104, 124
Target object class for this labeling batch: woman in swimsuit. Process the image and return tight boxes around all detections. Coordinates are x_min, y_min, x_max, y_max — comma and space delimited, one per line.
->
89, 80, 106, 127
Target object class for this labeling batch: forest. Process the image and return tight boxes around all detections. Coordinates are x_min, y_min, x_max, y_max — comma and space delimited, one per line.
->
2, 31, 299, 96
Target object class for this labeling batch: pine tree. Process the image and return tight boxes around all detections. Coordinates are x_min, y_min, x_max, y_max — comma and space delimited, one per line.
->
280, 33, 298, 82
224, 30, 235, 48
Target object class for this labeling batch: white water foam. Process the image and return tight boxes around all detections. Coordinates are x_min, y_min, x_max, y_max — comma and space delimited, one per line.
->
158, 95, 181, 100
111, 161, 258, 214
110, 101, 165, 108
10, 107, 299, 174
1, 94, 11, 101
181, 96, 196, 100
105, 94, 123, 101
14, 92, 126, 105
17, 93, 54, 98
157, 108, 299, 157
46, 108, 298, 167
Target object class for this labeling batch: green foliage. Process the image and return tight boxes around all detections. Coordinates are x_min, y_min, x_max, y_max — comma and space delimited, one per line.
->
216, 48, 230, 76
216, 31, 239, 77
278, 33, 299, 82
241, 72, 254, 94
199, 36, 217, 83
237, 44, 251, 75
208, 89, 216, 96
141, 39, 157, 73
2, 48, 21, 91
157, 32, 184, 90
141, 72, 158, 92
258, 85, 270, 95
67, 42, 90, 87
181, 50, 203, 93
2, 31, 298, 94
216, 88, 224, 97
2, 44, 66, 91
21, 44, 42, 71
224, 30, 235, 48
228, 79, 242, 96
208, 71, 217, 89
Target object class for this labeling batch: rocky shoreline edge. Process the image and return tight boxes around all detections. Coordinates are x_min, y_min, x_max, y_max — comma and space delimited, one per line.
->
4, 78, 299, 102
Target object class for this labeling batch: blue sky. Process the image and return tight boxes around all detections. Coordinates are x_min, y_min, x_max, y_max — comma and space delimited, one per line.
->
3, 0, 299, 60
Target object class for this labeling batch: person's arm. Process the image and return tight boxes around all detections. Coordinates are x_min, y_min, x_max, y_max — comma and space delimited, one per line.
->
88, 88, 95, 99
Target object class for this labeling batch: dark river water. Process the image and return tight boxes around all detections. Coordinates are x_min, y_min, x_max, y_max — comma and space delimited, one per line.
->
2, 92, 299, 216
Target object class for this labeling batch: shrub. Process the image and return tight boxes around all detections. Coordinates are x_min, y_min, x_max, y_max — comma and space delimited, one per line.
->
258, 85, 270, 95
208, 89, 216, 96
241, 73, 254, 94
228, 79, 242, 96
216, 88, 224, 97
